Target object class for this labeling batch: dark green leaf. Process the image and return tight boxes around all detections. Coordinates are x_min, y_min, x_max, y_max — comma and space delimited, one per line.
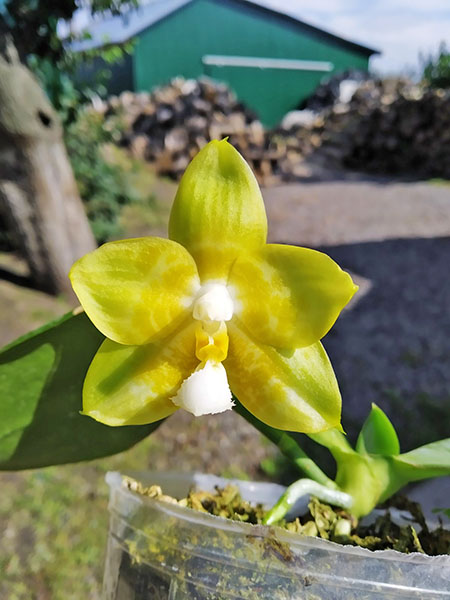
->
0, 311, 160, 470
356, 403, 400, 456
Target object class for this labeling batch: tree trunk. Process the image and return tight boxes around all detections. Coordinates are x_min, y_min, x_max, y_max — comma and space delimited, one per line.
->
0, 40, 96, 295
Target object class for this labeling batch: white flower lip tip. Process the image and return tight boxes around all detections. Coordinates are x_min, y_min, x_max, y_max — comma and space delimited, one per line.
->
193, 283, 234, 322
171, 361, 234, 417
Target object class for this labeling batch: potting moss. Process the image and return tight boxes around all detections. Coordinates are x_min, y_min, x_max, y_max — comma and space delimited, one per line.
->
123, 477, 449, 556
111, 477, 449, 599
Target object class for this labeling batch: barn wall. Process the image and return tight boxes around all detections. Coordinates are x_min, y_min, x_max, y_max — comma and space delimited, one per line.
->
134, 0, 370, 125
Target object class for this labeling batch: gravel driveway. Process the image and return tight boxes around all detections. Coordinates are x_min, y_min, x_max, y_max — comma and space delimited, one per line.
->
265, 180, 450, 247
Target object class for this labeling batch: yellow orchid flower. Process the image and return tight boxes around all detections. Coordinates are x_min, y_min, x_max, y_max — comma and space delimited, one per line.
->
70, 140, 357, 433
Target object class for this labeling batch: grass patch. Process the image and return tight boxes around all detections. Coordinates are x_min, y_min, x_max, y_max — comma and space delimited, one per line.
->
0, 436, 161, 600
428, 178, 450, 186
66, 111, 161, 244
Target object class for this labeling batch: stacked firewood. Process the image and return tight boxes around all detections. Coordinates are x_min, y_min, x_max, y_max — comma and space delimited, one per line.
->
98, 78, 277, 183
340, 87, 450, 177
301, 79, 450, 178
95, 76, 450, 182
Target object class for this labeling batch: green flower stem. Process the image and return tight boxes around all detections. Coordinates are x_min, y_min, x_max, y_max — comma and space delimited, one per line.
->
233, 399, 337, 489
263, 479, 353, 525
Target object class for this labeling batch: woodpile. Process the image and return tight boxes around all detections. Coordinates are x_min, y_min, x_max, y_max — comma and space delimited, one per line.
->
97, 78, 277, 183
299, 79, 450, 179
301, 68, 370, 111
95, 76, 450, 183
335, 86, 450, 178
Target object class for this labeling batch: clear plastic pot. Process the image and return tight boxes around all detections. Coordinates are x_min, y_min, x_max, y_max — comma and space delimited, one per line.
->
103, 472, 450, 599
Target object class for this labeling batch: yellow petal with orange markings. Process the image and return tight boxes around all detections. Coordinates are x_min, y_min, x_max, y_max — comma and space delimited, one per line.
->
168, 139, 267, 280
225, 323, 342, 433
229, 243, 358, 349
70, 237, 200, 346
82, 320, 198, 426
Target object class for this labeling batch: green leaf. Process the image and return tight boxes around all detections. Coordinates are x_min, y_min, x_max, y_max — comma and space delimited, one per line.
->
392, 438, 450, 482
356, 403, 400, 456
0, 311, 160, 470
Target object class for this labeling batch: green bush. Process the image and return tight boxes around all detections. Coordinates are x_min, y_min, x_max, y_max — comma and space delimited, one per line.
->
28, 55, 107, 127
65, 110, 154, 244
422, 42, 450, 89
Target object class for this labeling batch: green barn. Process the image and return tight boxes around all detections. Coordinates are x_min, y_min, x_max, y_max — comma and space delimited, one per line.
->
77, 0, 378, 126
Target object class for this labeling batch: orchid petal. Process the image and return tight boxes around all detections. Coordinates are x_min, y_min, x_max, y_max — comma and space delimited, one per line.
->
225, 323, 342, 433
168, 140, 267, 280
229, 244, 357, 349
82, 321, 198, 426
70, 237, 200, 346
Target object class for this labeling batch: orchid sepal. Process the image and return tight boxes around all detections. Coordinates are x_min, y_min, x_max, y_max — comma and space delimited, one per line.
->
168, 139, 268, 280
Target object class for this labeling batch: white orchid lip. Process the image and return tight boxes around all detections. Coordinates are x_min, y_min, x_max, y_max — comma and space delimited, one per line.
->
192, 283, 234, 322
171, 361, 234, 416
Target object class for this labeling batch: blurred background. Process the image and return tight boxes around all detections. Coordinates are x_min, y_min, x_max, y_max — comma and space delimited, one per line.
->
0, 1, 449, 597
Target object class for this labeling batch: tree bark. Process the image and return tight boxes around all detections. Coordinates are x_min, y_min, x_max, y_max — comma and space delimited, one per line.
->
0, 40, 96, 295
